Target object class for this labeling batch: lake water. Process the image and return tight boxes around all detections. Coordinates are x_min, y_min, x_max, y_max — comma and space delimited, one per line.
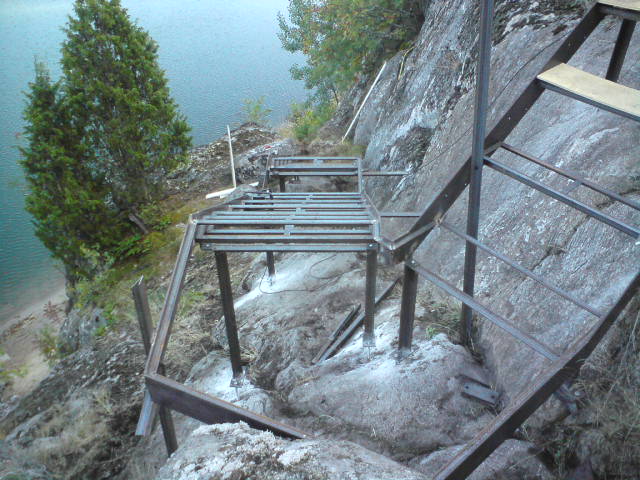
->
0, 0, 306, 321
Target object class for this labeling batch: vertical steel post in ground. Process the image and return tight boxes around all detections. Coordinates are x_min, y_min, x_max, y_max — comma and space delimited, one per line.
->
363, 245, 378, 347
606, 19, 635, 82
132, 277, 178, 456
279, 176, 286, 192
398, 262, 419, 357
460, 0, 494, 346
215, 252, 243, 382
266, 251, 276, 277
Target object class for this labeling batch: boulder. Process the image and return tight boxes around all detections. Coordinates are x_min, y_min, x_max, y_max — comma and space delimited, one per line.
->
154, 422, 429, 480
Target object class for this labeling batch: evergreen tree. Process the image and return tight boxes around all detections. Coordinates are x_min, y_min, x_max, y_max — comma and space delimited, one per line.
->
20, 62, 129, 283
278, 0, 423, 103
61, 0, 191, 228
21, 0, 192, 281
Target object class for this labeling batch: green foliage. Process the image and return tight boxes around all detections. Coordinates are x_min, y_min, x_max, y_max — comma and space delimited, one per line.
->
36, 327, 66, 365
0, 348, 28, 382
20, 62, 129, 281
290, 101, 336, 141
21, 0, 192, 282
278, 0, 422, 102
243, 96, 273, 125
111, 234, 152, 259
61, 0, 192, 211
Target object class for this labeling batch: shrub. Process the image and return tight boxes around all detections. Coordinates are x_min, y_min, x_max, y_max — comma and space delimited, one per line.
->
243, 96, 273, 125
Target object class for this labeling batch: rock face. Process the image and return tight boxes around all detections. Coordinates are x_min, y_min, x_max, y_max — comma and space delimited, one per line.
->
58, 306, 107, 352
409, 439, 552, 479
352, 0, 640, 412
166, 123, 301, 196
155, 422, 429, 480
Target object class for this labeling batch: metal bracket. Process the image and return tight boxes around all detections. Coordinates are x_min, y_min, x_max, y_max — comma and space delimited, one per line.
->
461, 380, 500, 407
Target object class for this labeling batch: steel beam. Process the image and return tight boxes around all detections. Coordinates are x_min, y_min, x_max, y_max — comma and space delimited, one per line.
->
314, 279, 399, 362
501, 143, 640, 212
132, 277, 178, 455
145, 374, 307, 439
266, 252, 276, 277
363, 246, 378, 347
279, 177, 286, 192
146, 221, 197, 375
441, 221, 603, 316
215, 251, 243, 380
606, 19, 636, 82
408, 258, 559, 361
398, 263, 419, 357
460, 0, 495, 347
435, 270, 640, 479
485, 157, 640, 238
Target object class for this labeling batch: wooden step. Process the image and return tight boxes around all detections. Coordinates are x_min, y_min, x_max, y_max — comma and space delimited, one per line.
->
537, 63, 640, 121
598, 0, 640, 20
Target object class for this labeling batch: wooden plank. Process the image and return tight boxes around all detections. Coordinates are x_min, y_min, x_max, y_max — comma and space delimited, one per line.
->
537, 63, 640, 121
598, 0, 640, 12
146, 374, 308, 439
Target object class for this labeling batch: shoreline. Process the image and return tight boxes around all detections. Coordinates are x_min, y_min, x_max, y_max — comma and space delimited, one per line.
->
0, 282, 67, 339
0, 283, 68, 400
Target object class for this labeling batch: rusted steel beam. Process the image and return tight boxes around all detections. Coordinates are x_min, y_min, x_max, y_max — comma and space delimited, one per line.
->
440, 221, 603, 317
146, 221, 197, 375
485, 157, 640, 238
501, 143, 640, 212
398, 263, 419, 357
145, 373, 308, 440
132, 277, 178, 455
435, 270, 640, 479
207, 244, 372, 253
408, 258, 559, 361
315, 278, 399, 362
215, 251, 243, 380
200, 235, 374, 243
363, 246, 378, 347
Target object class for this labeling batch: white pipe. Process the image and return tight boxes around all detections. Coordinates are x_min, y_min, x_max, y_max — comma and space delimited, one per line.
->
342, 61, 387, 143
227, 125, 236, 188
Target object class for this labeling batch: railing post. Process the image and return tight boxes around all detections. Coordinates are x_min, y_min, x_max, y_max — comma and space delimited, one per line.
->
215, 251, 243, 383
398, 261, 419, 357
132, 277, 178, 456
460, 0, 494, 346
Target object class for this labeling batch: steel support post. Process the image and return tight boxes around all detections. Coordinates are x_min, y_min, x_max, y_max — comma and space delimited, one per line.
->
266, 251, 276, 277
279, 176, 286, 192
363, 245, 378, 347
606, 19, 635, 82
214, 251, 243, 382
398, 262, 419, 357
460, 0, 494, 346
132, 277, 178, 455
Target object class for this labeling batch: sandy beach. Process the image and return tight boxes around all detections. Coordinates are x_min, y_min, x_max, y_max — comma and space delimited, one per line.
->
0, 284, 68, 399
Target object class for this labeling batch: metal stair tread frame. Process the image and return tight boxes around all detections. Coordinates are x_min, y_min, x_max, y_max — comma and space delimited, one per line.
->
537, 62, 640, 121
382, 1, 639, 478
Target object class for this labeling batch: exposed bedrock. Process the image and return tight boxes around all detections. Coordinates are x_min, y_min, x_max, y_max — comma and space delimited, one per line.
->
352, 0, 640, 419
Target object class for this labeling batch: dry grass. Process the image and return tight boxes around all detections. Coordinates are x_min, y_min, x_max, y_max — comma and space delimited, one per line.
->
545, 303, 640, 478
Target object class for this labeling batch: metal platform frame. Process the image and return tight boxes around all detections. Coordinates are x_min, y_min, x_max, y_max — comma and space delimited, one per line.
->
136, 157, 412, 447
135, 2, 639, 478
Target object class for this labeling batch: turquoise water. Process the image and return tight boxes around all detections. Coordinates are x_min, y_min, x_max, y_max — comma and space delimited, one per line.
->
0, 0, 306, 320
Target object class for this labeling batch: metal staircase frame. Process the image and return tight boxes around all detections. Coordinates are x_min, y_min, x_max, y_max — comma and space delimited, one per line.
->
379, 1, 640, 477
135, 2, 639, 478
